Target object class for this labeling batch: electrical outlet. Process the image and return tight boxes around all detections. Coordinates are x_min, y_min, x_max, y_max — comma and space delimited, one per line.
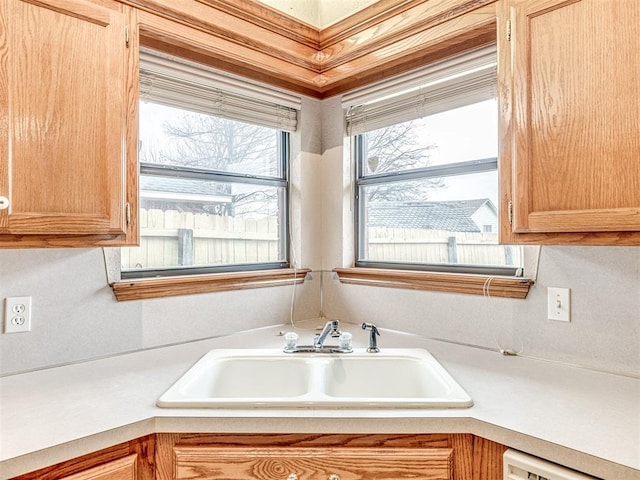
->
547, 287, 570, 322
4, 297, 32, 333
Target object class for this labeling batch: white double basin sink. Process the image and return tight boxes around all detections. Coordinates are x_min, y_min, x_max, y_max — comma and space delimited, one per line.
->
157, 348, 473, 409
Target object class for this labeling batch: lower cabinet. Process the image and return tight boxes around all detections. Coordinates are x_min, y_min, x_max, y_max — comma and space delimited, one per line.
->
9, 436, 155, 480
9, 433, 506, 480
59, 455, 137, 480
156, 433, 506, 480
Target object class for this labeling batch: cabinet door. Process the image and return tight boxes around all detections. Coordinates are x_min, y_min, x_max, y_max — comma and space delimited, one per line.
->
499, 0, 640, 244
59, 454, 137, 480
174, 446, 454, 480
0, 0, 137, 244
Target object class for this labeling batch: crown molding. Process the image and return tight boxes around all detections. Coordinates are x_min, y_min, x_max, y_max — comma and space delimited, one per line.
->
120, 0, 498, 97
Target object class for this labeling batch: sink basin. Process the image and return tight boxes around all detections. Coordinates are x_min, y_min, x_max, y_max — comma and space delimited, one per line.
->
157, 348, 472, 409
180, 356, 312, 398
323, 356, 452, 399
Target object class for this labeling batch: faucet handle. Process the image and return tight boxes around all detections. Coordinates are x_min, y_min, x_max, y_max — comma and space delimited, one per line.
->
338, 331, 352, 350
283, 332, 299, 352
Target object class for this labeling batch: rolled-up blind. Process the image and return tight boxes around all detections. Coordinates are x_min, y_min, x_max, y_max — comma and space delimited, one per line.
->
344, 45, 496, 135
140, 49, 300, 132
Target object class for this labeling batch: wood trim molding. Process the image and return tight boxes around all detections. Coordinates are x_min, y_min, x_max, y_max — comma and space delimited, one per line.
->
112, 268, 311, 301
320, 0, 424, 48
198, 0, 320, 48
128, 0, 319, 70
116, 0, 498, 97
321, 8, 496, 96
319, 0, 497, 71
333, 267, 533, 299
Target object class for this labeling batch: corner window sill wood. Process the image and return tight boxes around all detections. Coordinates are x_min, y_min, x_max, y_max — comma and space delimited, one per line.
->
333, 268, 533, 299
112, 268, 310, 301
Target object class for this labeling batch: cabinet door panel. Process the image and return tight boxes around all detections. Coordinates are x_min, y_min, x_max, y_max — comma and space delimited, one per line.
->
0, 0, 128, 236
174, 447, 454, 480
59, 454, 137, 480
502, 0, 640, 241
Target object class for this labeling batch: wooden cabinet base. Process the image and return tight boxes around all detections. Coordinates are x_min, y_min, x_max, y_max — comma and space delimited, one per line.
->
157, 433, 507, 480
8, 433, 506, 480
8, 436, 155, 480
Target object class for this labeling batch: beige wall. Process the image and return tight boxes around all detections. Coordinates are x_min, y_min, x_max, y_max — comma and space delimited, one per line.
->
318, 97, 640, 376
1, 96, 638, 377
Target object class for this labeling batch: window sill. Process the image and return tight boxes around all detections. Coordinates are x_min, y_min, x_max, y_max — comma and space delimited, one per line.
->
111, 268, 311, 301
333, 267, 533, 299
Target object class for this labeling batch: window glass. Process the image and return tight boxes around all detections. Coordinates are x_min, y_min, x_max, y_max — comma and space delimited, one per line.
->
122, 102, 288, 277
362, 100, 498, 176
138, 103, 282, 177
356, 98, 522, 274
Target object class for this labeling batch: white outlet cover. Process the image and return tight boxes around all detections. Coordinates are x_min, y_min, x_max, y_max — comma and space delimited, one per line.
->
4, 296, 32, 333
547, 287, 570, 322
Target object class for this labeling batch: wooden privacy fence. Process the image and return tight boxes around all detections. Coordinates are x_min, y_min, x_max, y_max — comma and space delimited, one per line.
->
122, 210, 520, 269
366, 227, 521, 266
121, 209, 280, 269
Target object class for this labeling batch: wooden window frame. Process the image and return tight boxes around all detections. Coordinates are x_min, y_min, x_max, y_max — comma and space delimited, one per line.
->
119, 50, 296, 285
346, 49, 531, 295
333, 267, 532, 299
112, 268, 310, 301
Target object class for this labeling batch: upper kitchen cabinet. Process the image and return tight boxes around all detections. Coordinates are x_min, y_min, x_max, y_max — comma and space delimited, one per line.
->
0, 0, 138, 247
499, 0, 640, 245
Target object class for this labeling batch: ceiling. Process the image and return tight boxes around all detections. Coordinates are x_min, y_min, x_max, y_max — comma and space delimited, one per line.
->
257, 0, 378, 28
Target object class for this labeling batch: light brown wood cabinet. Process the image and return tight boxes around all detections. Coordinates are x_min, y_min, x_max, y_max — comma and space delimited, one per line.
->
0, 0, 138, 247
156, 433, 506, 480
9, 436, 155, 480
8, 433, 506, 480
59, 454, 137, 480
173, 446, 454, 480
498, 0, 640, 245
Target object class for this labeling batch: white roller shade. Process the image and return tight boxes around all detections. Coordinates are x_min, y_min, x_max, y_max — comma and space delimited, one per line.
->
345, 45, 496, 135
140, 49, 300, 132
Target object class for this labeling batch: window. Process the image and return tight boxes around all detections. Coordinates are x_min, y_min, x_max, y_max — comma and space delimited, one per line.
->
121, 50, 299, 279
346, 46, 522, 277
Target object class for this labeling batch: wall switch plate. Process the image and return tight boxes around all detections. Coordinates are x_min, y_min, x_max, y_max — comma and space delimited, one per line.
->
547, 287, 570, 322
4, 296, 32, 333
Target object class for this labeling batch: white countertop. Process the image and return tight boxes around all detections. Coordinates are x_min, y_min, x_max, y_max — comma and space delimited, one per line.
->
1, 321, 639, 479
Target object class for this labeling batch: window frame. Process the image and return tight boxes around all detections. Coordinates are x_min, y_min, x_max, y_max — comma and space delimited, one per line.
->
337, 46, 535, 299
120, 47, 302, 280
353, 127, 519, 277
121, 127, 291, 280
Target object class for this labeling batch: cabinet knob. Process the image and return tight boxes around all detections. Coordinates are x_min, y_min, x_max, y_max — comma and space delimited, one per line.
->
0, 196, 9, 210
287, 474, 298, 480
328, 475, 341, 480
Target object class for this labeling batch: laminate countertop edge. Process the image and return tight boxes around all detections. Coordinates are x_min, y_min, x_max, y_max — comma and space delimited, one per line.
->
1, 321, 638, 479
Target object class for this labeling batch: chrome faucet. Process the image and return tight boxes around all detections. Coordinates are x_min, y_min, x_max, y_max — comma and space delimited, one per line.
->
362, 322, 380, 353
283, 320, 352, 353
314, 319, 340, 349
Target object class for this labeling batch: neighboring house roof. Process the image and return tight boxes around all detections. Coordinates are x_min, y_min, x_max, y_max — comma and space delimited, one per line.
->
368, 199, 496, 232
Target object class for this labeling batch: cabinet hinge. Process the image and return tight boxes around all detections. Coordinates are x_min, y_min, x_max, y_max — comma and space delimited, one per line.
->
125, 202, 131, 226
125, 26, 130, 48
506, 19, 511, 41
507, 200, 513, 225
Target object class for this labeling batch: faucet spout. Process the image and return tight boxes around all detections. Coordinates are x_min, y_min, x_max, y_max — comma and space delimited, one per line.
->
283, 319, 351, 354
315, 320, 340, 349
